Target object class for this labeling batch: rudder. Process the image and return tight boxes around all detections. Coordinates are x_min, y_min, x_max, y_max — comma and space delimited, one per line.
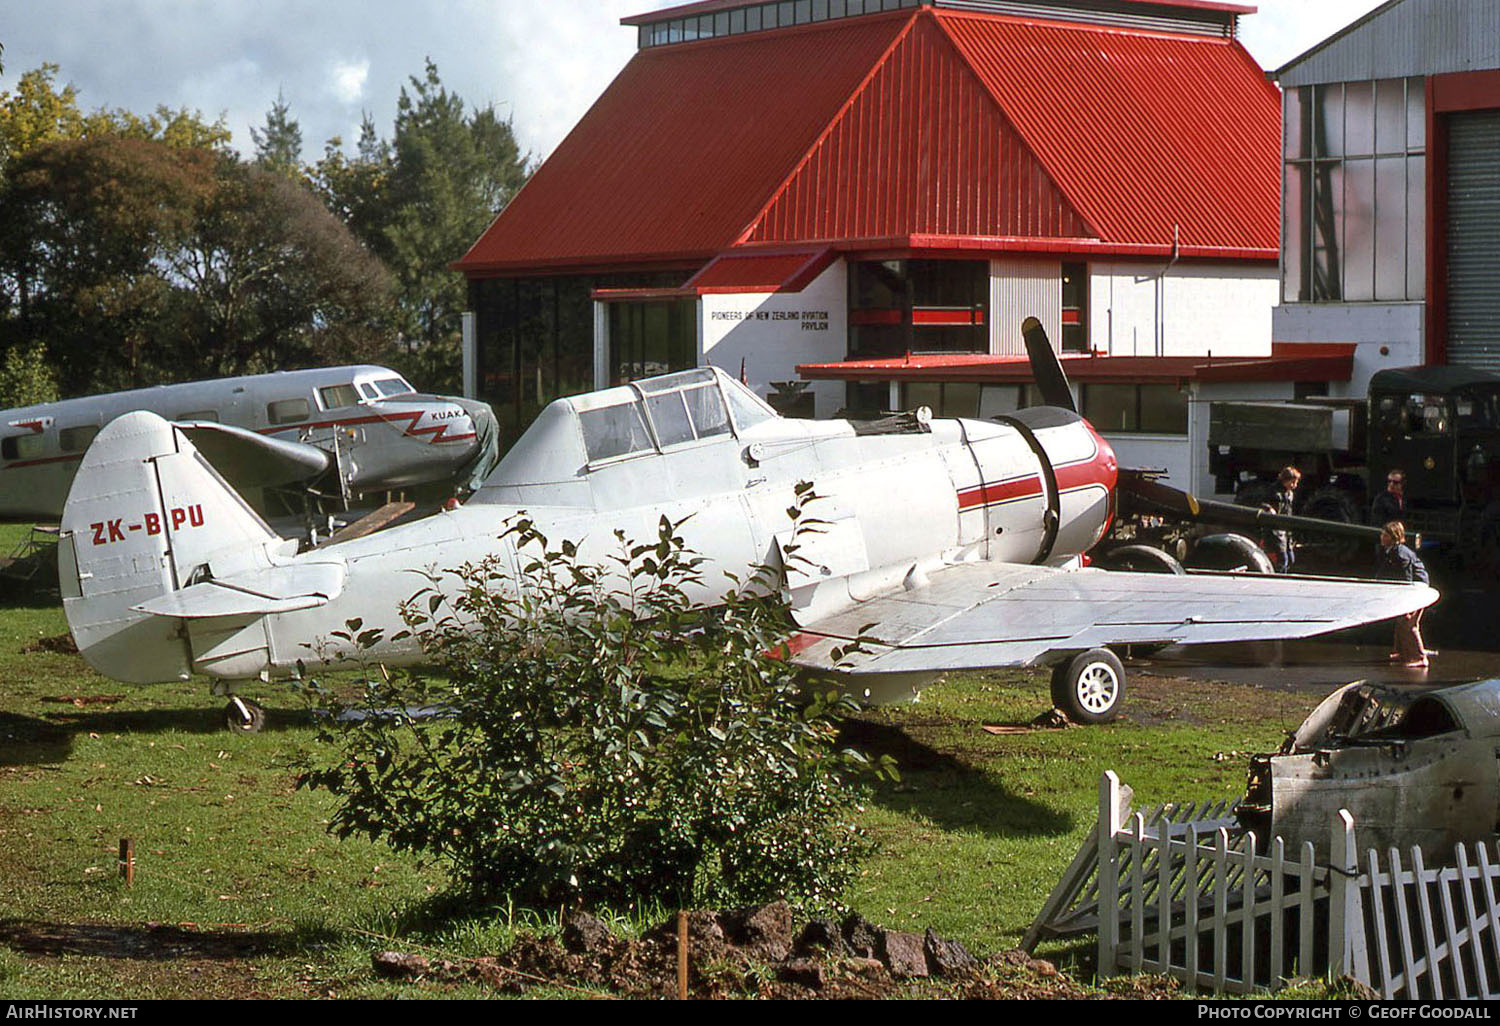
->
59, 411, 287, 684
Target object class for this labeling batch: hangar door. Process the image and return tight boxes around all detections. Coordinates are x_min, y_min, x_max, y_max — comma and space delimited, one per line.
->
1447, 110, 1500, 371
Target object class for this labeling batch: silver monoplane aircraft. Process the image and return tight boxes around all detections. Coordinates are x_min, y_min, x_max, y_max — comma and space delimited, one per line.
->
1, 366, 498, 528
55, 323, 1435, 730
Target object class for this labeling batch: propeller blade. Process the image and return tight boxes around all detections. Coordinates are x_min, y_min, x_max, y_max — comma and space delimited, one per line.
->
1021, 317, 1076, 412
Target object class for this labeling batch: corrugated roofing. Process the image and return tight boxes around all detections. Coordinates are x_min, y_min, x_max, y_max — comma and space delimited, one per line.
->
743, 12, 1093, 245
939, 9, 1280, 257
457, 5, 1279, 275
456, 13, 910, 274
683, 247, 836, 292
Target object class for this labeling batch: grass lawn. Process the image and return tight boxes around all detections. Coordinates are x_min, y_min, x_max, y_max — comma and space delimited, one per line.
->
0, 538, 1326, 999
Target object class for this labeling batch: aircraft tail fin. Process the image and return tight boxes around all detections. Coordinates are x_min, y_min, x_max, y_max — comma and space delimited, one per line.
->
59, 411, 291, 684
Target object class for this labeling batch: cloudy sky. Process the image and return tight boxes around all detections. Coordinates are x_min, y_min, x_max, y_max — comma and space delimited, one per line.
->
1, 0, 1389, 164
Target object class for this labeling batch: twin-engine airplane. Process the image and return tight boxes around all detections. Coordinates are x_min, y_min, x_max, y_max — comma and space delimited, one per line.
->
2, 366, 498, 531
57, 321, 1436, 730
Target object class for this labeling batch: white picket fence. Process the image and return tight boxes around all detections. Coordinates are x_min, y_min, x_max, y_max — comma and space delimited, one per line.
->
1024, 772, 1500, 998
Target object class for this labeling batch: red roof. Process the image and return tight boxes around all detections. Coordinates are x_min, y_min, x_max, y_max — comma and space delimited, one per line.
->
457, 6, 1279, 276
797, 344, 1357, 385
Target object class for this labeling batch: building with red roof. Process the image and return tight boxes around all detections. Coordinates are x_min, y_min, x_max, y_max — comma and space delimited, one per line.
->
457, 0, 1303, 491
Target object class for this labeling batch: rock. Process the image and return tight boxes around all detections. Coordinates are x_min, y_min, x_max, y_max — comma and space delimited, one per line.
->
878, 928, 929, 979
794, 917, 848, 958
372, 950, 430, 978
724, 901, 794, 961
560, 910, 615, 955
778, 957, 826, 990
924, 928, 977, 976
841, 912, 881, 959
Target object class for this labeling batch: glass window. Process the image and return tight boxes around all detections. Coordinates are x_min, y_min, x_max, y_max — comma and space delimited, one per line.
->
813, 0, 829, 19
645, 391, 695, 447
318, 384, 360, 409
1061, 262, 1088, 353
1082, 384, 1136, 433
357, 382, 378, 400
730, 8, 745, 33
1137, 385, 1189, 434
795, 0, 812, 23
725, 379, 778, 431
267, 398, 310, 425
683, 384, 731, 438
2, 433, 46, 461
371, 377, 413, 397
1284, 79, 1426, 304
747, 5, 762, 30
580, 403, 653, 462
175, 410, 218, 422
59, 425, 99, 452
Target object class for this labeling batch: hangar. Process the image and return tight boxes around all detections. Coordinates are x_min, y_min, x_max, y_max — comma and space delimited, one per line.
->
457, 0, 1317, 492
1271, 0, 1500, 383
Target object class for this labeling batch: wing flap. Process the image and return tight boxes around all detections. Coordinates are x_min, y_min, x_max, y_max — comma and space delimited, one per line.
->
789, 562, 1438, 677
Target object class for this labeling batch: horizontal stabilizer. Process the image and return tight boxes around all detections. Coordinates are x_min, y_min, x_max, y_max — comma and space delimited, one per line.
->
134, 561, 345, 619
177, 421, 333, 489
789, 560, 1438, 679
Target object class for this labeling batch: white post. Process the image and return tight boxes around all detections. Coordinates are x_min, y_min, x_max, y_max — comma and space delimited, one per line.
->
461, 311, 477, 399
1097, 771, 1126, 978
1328, 809, 1357, 979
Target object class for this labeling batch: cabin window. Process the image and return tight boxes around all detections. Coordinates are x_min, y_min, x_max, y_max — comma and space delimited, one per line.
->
59, 425, 99, 453
318, 384, 360, 410
684, 384, 731, 439
645, 392, 696, 447
357, 383, 378, 400
175, 410, 218, 423
1, 434, 46, 461
369, 377, 413, 398
579, 403, 654, 462
267, 398, 311, 426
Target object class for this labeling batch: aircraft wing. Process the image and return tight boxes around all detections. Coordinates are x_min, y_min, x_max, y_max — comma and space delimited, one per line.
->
786, 561, 1437, 678
177, 421, 333, 489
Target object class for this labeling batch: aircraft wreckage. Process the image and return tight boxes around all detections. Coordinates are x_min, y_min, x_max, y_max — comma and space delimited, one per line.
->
1237, 678, 1500, 861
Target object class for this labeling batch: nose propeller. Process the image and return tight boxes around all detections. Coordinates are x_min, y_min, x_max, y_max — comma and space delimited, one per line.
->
1021, 317, 1077, 413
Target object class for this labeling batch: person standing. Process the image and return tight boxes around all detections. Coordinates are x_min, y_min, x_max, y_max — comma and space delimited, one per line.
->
1270, 466, 1301, 573
1371, 469, 1405, 527
1376, 520, 1429, 667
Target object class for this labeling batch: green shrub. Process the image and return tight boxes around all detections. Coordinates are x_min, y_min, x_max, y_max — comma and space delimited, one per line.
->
300, 504, 880, 912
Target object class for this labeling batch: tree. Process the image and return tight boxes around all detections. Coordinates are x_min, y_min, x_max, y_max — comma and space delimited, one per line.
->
0, 136, 394, 394
375, 62, 527, 350
301, 507, 880, 910
251, 90, 304, 181
0, 63, 229, 173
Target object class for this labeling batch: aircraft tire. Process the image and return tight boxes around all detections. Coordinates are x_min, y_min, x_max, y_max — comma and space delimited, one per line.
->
225, 698, 266, 734
1185, 533, 1274, 574
1094, 544, 1185, 575
1050, 649, 1126, 725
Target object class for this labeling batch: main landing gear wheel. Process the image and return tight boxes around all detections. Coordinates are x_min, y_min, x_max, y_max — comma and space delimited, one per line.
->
1050, 649, 1126, 724
225, 697, 266, 733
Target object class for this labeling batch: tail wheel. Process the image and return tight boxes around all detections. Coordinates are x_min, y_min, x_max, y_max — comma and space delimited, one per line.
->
225, 697, 266, 733
1050, 648, 1126, 724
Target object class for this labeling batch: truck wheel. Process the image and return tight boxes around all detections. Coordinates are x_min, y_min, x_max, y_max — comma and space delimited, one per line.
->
1050, 649, 1126, 724
1303, 488, 1363, 563
1094, 544, 1185, 575
1185, 533, 1275, 574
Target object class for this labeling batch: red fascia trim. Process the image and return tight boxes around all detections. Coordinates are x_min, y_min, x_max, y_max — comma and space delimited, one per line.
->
829, 235, 1278, 262
455, 249, 715, 276
592, 286, 697, 302
1430, 70, 1500, 113
912, 308, 984, 326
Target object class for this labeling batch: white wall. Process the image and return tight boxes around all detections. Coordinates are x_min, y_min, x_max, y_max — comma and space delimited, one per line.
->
699, 262, 849, 418
990, 257, 1061, 355
1273, 302, 1426, 398
1090, 261, 1279, 358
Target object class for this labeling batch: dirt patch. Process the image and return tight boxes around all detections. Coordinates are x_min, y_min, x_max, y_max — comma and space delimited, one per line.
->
371, 905, 1181, 999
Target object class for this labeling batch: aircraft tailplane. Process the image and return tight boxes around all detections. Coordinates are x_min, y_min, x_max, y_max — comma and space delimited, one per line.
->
59, 412, 292, 684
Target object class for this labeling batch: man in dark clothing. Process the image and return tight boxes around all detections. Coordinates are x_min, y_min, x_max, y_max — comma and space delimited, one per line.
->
1371, 470, 1406, 527
1376, 520, 1429, 667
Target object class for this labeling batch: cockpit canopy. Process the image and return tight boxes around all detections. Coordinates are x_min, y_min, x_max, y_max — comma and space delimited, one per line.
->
475, 367, 779, 502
